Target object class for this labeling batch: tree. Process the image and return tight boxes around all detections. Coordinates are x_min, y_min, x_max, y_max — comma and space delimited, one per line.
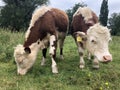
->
99, 0, 109, 26
108, 13, 120, 36
66, 2, 87, 34
0, 0, 49, 31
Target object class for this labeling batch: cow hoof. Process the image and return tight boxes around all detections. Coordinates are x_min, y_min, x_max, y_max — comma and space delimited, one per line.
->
52, 65, 58, 74
41, 63, 45, 66
79, 65, 85, 69
87, 56, 91, 60
41, 61, 46, 66
60, 55, 64, 60
93, 60, 99, 69
92, 65, 99, 69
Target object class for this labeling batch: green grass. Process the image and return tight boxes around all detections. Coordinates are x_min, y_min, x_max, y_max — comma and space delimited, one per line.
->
0, 28, 120, 90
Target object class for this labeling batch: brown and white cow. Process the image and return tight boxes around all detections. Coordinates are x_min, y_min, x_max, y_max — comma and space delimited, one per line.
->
14, 6, 69, 75
71, 7, 112, 69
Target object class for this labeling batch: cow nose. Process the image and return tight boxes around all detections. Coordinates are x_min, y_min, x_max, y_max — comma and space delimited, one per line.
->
103, 55, 112, 62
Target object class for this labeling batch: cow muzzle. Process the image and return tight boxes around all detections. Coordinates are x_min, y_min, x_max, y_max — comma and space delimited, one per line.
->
103, 55, 112, 63
17, 69, 27, 75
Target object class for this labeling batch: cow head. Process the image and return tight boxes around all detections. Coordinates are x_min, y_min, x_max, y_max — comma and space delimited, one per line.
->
87, 23, 112, 62
74, 23, 112, 63
14, 43, 39, 75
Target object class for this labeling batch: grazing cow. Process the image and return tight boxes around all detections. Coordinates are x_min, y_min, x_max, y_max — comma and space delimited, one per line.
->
71, 7, 112, 69
14, 6, 69, 75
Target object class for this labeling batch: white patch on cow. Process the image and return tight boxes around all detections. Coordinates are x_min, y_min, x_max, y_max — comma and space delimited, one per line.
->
51, 58, 58, 73
30, 6, 52, 27
25, 28, 31, 40
73, 7, 93, 23
50, 35, 56, 45
25, 6, 52, 40
49, 35, 56, 55
39, 33, 50, 49
86, 23, 112, 62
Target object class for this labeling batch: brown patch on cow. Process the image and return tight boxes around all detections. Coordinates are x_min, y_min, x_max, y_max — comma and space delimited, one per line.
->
51, 8, 69, 33
24, 8, 69, 48
71, 14, 88, 34
71, 10, 98, 35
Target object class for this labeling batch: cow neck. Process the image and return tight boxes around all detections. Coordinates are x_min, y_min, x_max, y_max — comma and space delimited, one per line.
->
23, 19, 42, 48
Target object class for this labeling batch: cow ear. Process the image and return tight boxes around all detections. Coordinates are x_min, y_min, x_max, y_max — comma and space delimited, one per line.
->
73, 32, 87, 41
24, 47, 31, 54
73, 32, 85, 37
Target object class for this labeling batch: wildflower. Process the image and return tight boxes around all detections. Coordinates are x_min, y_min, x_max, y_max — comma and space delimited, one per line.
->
88, 73, 91, 77
100, 87, 103, 90
105, 82, 109, 86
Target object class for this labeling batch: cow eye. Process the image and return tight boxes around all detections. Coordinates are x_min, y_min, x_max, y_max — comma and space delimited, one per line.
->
91, 40, 97, 44
91, 40, 95, 42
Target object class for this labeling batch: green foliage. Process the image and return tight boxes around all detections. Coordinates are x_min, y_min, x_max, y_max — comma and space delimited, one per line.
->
0, 28, 24, 62
66, 3, 87, 34
99, 0, 109, 26
108, 13, 120, 36
0, 28, 120, 90
0, 0, 49, 31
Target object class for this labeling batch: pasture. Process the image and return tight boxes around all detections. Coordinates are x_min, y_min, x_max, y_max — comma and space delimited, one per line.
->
0, 29, 120, 90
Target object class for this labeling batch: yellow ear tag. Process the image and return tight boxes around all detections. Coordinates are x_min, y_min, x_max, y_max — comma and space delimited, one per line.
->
77, 36, 82, 42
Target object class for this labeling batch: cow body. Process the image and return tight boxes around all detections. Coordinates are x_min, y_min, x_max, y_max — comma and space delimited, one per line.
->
14, 6, 69, 75
71, 7, 112, 69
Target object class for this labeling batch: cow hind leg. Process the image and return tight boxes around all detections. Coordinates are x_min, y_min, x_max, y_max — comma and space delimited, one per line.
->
49, 35, 58, 73
58, 38, 65, 60
41, 48, 47, 66
79, 52, 85, 69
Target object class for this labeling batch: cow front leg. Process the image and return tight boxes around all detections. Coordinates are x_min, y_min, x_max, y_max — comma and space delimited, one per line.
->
49, 35, 58, 73
93, 56, 99, 69
78, 45, 85, 69
87, 51, 91, 60
41, 48, 47, 66
79, 52, 85, 69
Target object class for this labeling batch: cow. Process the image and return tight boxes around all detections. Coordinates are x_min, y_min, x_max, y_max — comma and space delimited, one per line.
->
71, 7, 112, 69
14, 6, 69, 75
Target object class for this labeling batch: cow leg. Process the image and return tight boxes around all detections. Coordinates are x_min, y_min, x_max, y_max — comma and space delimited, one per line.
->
79, 52, 85, 69
41, 48, 47, 66
77, 44, 85, 69
49, 35, 58, 73
93, 57, 99, 69
87, 51, 91, 60
58, 38, 65, 60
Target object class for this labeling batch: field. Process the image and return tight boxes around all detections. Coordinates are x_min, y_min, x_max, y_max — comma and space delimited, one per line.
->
0, 29, 120, 90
